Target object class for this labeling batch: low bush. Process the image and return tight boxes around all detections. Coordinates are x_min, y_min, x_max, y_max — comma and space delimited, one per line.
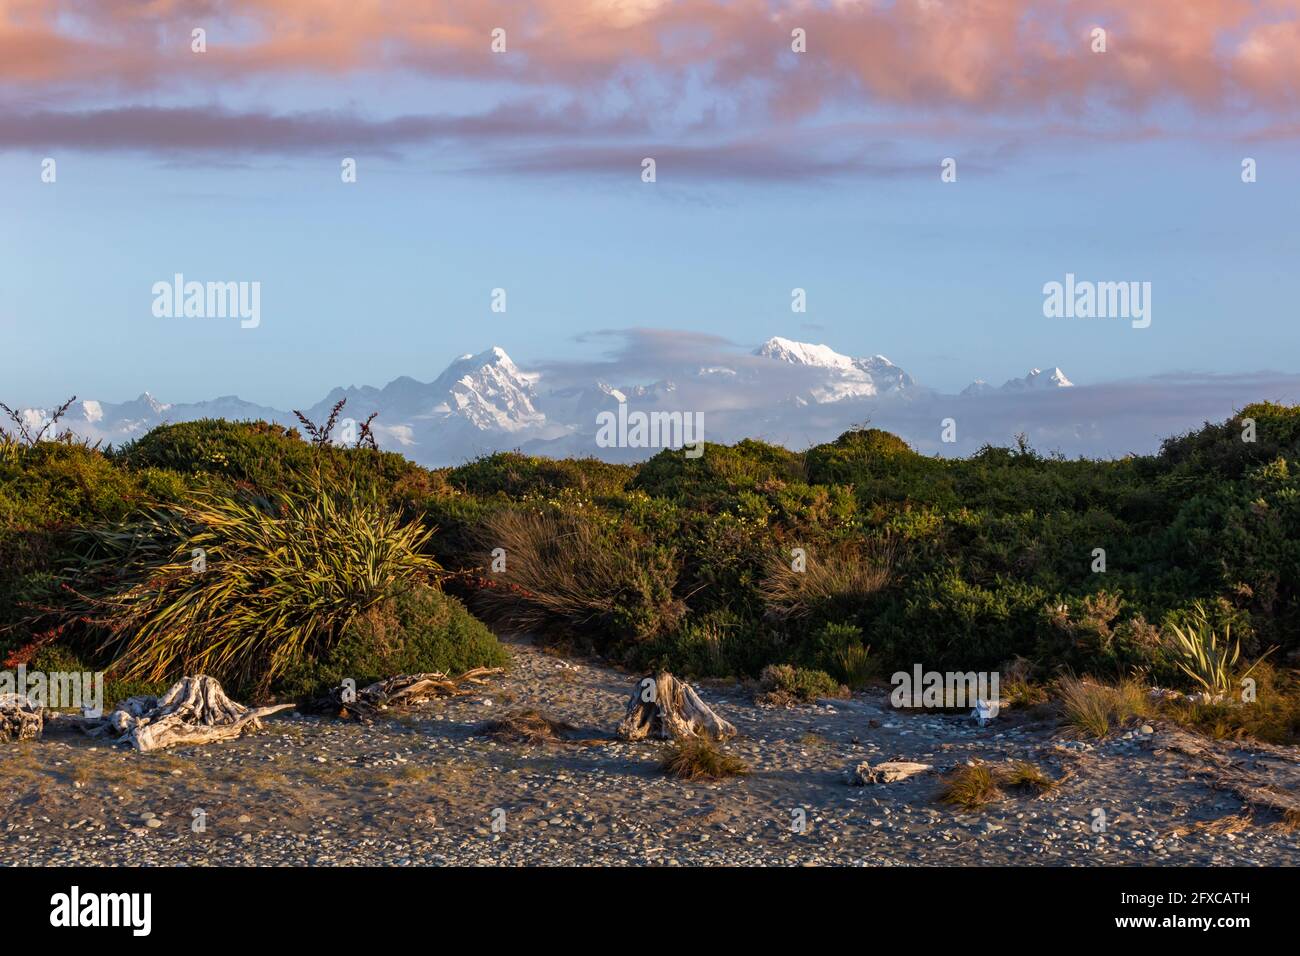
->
275, 582, 508, 700
757, 663, 848, 705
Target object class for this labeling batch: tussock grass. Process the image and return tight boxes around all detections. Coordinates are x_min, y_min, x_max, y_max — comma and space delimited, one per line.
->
1000, 760, 1056, 795
938, 764, 1002, 809
1056, 676, 1151, 739
758, 541, 893, 619
660, 737, 750, 781
469, 509, 682, 644
1159, 664, 1300, 745
833, 644, 874, 691
939, 760, 1058, 810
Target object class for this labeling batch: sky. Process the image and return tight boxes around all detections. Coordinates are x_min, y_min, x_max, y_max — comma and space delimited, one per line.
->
1, 0, 1298, 411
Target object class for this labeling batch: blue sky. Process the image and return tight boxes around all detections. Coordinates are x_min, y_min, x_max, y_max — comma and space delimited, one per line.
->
2, 0, 1298, 410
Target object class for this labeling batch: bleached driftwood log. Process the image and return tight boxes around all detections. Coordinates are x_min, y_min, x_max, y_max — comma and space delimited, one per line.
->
0, 694, 43, 742
618, 672, 736, 741
846, 760, 932, 785
81, 676, 294, 752
312, 667, 504, 721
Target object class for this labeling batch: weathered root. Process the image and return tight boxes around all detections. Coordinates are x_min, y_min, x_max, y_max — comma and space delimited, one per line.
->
478, 708, 608, 746
0, 694, 43, 742
1149, 726, 1300, 825
617, 672, 736, 741
312, 667, 504, 721
80, 676, 294, 752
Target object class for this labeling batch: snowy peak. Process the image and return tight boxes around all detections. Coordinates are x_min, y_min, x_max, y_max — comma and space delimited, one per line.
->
430, 345, 544, 433
753, 336, 919, 402
962, 367, 1074, 396
755, 336, 856, 370
1002, 367, 1074, 390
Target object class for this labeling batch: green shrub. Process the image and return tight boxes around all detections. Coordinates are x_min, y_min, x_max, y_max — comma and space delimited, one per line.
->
811, 622, 874, 688
116, 419, 423, 498
274, 582, 508, 699
758, 664, 848, 704
447, 451, 632, 499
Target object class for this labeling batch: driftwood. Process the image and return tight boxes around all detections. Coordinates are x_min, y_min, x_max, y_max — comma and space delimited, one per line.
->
81, 676, 294, 752
847, 760, 932, 785
311, 667, 504, 721
1148, 726, 1300, 822
0, 694, 43, 742
618, 672, 736, 741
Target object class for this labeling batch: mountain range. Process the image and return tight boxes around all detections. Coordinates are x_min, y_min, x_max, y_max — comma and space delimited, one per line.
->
15, 337, 1077, 465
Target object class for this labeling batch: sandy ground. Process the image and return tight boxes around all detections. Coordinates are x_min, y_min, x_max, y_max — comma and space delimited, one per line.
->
2, 636, 1298, 866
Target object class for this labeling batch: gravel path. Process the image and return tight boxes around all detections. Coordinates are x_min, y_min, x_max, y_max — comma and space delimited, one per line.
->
3, 637, 1298, 866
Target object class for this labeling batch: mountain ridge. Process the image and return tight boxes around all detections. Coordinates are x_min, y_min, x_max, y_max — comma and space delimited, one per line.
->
14, 337, 1076, 465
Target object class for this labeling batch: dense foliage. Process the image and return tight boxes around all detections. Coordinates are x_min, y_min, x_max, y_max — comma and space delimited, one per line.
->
2, 401, 1296, 701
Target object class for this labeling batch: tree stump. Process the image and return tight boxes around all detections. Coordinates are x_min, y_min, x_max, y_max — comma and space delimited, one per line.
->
0, 694, 43, 742
81, 676, 294, 752
617, 672, 736, 741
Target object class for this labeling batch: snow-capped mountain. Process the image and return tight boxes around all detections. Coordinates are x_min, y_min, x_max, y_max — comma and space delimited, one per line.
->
964, 367, 1074, 396
960, 379, 995, 397
751, 336, 917, 402
1002, 367, 1074, 390
14, 338, 1077, 465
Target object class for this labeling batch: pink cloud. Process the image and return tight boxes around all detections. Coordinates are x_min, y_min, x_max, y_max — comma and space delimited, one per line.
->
2, 1, 1297, 109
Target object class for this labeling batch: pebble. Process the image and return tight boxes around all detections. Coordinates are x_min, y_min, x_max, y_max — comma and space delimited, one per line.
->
0, 639, 1294, 867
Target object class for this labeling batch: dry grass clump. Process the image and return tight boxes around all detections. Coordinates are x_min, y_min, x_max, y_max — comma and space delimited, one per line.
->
1000, 760, 1056, 795
1000, 658, 1050, 709
758, 540, 893, 619
1056, 676, 1151, 739
939, 760, 1059, 810
470, 509, 682, 644
660, 736, 750, 781
938, 764, 1002, 809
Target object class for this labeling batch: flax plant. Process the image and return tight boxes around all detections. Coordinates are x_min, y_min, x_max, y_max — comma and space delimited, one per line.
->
66, 481, 437, 692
